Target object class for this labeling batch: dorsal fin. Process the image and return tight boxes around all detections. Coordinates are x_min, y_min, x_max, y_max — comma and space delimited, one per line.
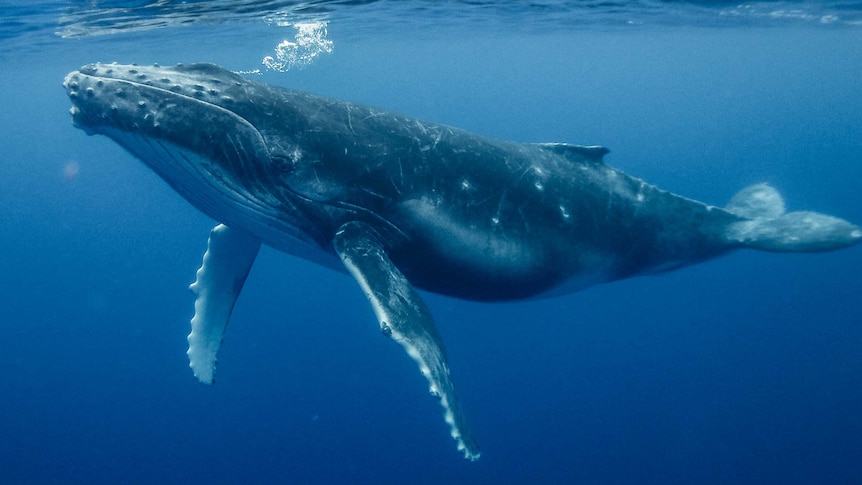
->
533, 143, 609, 164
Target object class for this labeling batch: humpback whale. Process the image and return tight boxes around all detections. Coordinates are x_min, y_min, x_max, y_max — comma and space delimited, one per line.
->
63, 62, 861, 460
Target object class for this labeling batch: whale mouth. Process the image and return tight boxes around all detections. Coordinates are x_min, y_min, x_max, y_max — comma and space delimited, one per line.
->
62, 63, 264, 193
63, 63, 285, 239
63, 62, 337, 266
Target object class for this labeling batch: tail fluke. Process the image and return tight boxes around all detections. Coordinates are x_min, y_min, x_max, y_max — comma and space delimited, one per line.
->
724, 183, 862, 252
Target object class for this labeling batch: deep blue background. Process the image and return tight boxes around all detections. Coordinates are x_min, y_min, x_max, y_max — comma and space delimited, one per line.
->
1, 11, 861, 485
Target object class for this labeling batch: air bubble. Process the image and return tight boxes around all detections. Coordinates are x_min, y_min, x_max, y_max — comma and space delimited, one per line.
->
262, 21, 334, 72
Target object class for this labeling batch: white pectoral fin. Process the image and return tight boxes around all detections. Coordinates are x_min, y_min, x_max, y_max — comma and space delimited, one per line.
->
333, 221, 480, 461
188, 224, 261, 384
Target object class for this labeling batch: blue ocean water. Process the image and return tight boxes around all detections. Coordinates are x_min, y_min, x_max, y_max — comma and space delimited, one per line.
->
1, 1, 861, 483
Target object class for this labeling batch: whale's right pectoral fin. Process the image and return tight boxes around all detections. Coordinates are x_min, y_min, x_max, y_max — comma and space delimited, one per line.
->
188, 224, 261, 385
333, 221, 481, 461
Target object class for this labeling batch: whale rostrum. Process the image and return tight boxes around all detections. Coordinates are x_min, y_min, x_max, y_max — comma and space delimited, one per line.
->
64, 62, 861, 460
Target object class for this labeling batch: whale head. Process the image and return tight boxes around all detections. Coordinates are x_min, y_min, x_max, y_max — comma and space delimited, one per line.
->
63, 62, 339, 260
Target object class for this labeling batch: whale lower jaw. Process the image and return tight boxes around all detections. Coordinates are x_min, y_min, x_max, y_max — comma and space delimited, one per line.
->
101, 127, 339, 269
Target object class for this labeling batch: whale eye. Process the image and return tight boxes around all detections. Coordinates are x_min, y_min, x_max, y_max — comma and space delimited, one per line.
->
271, 155, 294, 174
270, 146, 304, 174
